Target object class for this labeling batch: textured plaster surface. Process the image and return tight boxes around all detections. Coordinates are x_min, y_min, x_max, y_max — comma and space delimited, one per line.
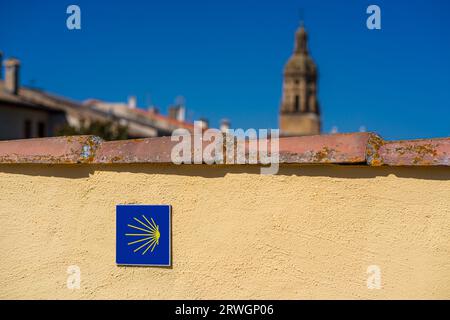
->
0, 164, 449, 299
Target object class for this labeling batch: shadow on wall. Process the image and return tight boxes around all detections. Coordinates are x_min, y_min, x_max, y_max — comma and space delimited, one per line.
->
0, 164, 449, 181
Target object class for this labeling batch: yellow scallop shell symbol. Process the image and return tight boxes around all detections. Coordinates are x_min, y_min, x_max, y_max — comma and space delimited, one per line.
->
125, 215, 160, 255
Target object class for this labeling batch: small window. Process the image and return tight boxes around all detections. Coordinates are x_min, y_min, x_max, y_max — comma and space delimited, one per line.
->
24, 120, 32, 139
294, 95, 300, 112
38, 122, 46, 138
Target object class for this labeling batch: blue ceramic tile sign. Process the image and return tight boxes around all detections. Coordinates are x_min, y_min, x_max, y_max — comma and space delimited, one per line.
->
116, 205, 171, 266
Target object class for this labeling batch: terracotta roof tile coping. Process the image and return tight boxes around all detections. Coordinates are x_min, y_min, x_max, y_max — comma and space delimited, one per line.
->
0, 133, 449, 166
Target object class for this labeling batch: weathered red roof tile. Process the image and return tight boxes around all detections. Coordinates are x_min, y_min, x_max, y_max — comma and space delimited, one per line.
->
0, 135, 102, 164
95, 136, 177, 163
372, 137, 450, 166
0, 133, 449, 166
277, 132, 374, 164
94, 135, 217, 163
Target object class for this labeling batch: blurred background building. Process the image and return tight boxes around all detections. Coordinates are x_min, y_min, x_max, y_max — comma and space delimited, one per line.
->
0, 51, 200, 141
279, 24, 321, 136
1, 23, 322, 141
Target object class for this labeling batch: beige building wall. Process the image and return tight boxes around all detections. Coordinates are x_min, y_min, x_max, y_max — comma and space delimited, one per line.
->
0, 164, 449, 299
0, 104, 51, 140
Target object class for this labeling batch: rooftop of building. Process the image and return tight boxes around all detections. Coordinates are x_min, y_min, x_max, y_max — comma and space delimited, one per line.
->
0, 79, 196, 134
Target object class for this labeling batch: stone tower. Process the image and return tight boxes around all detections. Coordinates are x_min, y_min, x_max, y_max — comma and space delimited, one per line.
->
279, 23, 321, 136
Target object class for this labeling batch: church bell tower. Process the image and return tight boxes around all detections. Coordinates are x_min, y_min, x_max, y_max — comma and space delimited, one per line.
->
279, 23, 321, 136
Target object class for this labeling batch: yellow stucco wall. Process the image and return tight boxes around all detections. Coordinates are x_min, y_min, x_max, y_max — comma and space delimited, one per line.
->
0, 164, 449, 299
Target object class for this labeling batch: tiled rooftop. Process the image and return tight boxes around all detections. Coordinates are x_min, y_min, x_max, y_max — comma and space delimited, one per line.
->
0, 133, 449, 166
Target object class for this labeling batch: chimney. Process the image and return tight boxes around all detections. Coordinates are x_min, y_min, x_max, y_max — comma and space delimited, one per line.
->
168, 105, 186, 122
176, 105, 185, 122
148, 106, 159, 114
127, 96, 137, 109
168, 106, 178, 119
197, 118, 209, 130
4, 58, 20, 95
220, 118, 230, 133
172, 95, 186, 122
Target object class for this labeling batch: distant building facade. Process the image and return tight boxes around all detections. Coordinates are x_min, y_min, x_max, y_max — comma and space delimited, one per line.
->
279, 24, 321, 136
0, 53, 199, 141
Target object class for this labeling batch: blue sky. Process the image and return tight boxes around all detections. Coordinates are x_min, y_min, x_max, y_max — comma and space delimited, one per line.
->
1, 0, 449, 139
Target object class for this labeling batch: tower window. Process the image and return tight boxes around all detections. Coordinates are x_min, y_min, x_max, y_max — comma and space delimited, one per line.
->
294, 95, 300, 112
